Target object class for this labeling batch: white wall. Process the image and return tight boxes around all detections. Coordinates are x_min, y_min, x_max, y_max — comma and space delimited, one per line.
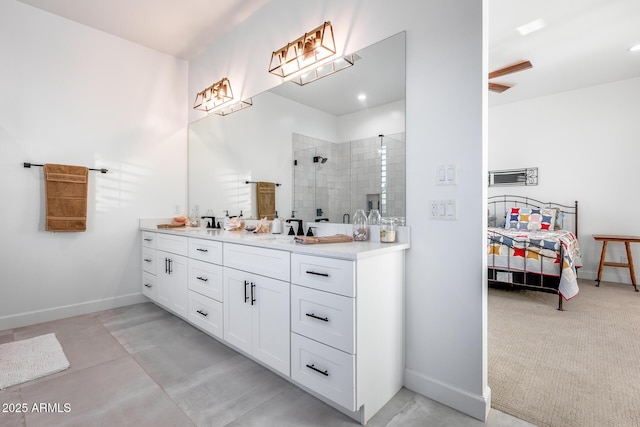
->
189, 0, 488, 420
489, 77, 640, 284
0, 2, 188, 328
337, 99, 405, 142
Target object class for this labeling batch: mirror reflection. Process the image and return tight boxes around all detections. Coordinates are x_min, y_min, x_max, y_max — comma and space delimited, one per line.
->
292, 131, 405, 223
188, 32, 405, 225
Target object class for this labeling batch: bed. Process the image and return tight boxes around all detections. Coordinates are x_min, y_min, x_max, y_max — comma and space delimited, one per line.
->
487, 195, 582, 310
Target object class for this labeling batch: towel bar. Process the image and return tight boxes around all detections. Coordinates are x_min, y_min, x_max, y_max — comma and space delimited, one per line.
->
23, 162, 108, 173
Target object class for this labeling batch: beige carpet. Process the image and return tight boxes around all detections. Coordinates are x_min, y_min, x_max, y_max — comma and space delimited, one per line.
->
489, 279, 640, 427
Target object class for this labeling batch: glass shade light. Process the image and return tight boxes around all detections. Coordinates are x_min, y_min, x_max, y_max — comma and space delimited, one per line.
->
193, 77, 233, 112
214, 98, 253, 116
291, 54, 355, 86
269, 22, 337, 79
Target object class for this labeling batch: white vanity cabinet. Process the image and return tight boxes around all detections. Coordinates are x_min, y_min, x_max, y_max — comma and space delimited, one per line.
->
146, 232, 189, 319
223, 243, 290, 376
187, 238, 224, 339
141, 231, 157, 301
290, 251, 405, 424
140, 225, 406, 425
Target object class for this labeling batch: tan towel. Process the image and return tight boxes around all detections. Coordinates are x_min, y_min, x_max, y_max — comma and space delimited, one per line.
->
294, 234, 354, 244
256, 182, 276, 220
44, 164, 88, 232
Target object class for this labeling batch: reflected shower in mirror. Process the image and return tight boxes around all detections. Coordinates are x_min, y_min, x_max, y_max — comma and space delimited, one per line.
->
188, 31, 405, 224
293, 132, 405, 223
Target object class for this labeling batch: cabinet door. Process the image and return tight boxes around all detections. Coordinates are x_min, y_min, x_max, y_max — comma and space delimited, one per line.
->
168, 254, 188, 319
253, 276, 290, 376
156, 251, 188, 318
223, 267, 253, 355
156, 253, 171, 308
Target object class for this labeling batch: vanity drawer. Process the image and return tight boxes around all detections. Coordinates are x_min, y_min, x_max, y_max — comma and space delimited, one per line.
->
156, 233, 188, 256
291, 333, 355, 411
189, 238, 223, 265
142, 249, 156, 275
188, 258, 223, 302
142, 231, 157, 248
291, 254, 355, 297
291, 285, 355, 354
142, 272, 157, 300
188, 290, 223, 339
224, 243, 290, 282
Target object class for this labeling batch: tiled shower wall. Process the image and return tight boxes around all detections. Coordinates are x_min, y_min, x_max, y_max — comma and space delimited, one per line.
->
293, 132, 405, 224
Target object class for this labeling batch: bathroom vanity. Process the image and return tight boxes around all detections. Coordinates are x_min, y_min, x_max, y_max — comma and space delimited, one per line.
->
140, 221, 409, 424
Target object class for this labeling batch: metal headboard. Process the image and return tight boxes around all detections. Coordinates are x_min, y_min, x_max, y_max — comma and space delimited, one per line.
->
488, 195, 579, 237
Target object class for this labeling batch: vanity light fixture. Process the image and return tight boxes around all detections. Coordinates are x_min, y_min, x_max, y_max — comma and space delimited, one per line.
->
213, 98, 253, 116
629, 43, 640, 52
269, 21, 340, 81
290, 53, 355, 86
193, 77, 234, 112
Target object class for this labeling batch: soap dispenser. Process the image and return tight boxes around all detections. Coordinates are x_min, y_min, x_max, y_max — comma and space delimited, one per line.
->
271, 211, 282, 234
222, 210, 230, 230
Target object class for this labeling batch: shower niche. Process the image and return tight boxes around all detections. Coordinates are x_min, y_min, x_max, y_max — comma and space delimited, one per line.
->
292, 132, 405, 223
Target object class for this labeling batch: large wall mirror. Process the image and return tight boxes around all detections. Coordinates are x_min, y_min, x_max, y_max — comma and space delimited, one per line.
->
188, 31, 405, 225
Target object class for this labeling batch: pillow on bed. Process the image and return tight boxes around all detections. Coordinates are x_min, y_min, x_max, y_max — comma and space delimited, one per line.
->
554, 209, 565, 230
505, 207, 533, 230
506, 207, 556, 231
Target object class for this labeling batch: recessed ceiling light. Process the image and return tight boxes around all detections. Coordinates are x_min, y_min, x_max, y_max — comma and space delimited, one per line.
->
517, 19, 546, 36
357, 94, 367, 101
629, 43, 640, 52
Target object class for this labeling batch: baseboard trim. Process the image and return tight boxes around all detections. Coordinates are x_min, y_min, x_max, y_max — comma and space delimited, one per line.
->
0, 293, 148, 330
405, 368, 491, 421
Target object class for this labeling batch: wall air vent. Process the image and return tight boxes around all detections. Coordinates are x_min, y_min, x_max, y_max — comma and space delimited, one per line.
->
488, 167, 538, 187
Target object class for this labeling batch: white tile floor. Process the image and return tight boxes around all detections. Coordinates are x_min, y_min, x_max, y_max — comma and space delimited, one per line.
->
0, 303, 534, 426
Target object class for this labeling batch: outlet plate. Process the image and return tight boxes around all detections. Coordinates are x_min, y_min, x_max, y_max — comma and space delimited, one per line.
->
429, 199, 457, 220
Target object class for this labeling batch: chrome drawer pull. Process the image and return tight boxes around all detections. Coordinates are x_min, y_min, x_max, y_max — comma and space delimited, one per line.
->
306, 364, 329, 376
143, 238, 152, 242
144, 284, 152, 288
196, 309, 208, 317
144, 258, 152, 263
305, 313, 328, 322
196, 248, 208, 252
305, 270, 329, 277
196, 276, 208, 282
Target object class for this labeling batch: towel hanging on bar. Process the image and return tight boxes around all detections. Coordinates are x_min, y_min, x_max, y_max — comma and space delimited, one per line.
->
256, 182, 276, 220
43, 164, 89, 232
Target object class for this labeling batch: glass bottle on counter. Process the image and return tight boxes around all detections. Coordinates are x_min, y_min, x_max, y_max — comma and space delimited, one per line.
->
367, 208, 381, 225
380, 217, 397, 243
189, 205, 200, 227
353, 209, 368, 241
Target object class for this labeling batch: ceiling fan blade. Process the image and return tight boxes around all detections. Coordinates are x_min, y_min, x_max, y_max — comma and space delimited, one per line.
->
488, 60, 532, 79
488, 82, 511, 93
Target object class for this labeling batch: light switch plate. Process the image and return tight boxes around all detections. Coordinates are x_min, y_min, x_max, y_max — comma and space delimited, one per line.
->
436, 164, 456, 186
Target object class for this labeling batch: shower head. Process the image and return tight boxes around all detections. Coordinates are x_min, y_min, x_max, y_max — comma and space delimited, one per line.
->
313, 156, 328, 164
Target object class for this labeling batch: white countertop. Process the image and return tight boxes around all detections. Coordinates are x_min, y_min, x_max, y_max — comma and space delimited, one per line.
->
140, 219, 410, 261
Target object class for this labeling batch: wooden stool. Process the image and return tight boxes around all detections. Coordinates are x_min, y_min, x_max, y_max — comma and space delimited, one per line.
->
593, 235, 640, 292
